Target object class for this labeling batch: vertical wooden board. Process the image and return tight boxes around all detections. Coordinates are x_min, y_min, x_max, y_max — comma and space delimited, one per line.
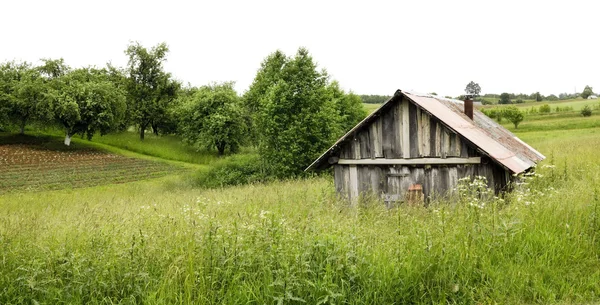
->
344, 165, 351, 199
460, 138, 469, 158
357, 165, 371, 194
381, 111, 395, 158
435, 123, 442, 157
421, 112, 430, 157
440, 129, 447, 158
334, 165, 344, 194
352, 138, 361, 159
392, 102, 402, 158
448, 167, 458, 195
426, 167, 439, 199
370, 118, 384, 158
402, 99, 410, 158
409, 103, 419, 158
448, 133, 457, 157
340, 142, 351, 159
359, 129, 371, 159
429, 121, 437, 157
396, 101, 404, 158
416, 107, 422, 157
385, 166, 397, 196
436, 167, 449, 197
370, 165, 383, 196
423, 167, 431, 199
349, 165, 359, 205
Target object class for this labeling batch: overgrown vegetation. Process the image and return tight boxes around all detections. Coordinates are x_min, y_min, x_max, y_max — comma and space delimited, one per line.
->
1, 126, 600, 304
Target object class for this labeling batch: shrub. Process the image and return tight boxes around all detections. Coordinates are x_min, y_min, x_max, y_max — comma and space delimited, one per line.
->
581, 105, 592, 117
503, 106, 524, 128
539, 104, 551, 114
192, 154, 273, 188
515, 99, 524, 104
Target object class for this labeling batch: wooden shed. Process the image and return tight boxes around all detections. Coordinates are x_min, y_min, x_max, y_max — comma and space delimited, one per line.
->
306, 90, 545, 205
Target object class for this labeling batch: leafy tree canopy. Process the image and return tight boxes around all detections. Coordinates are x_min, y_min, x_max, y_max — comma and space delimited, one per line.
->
465, 81, 481, 96
256, 48, 342, 177
50, 67, 126, 145
502, 106, 524, 128
125, 42, 179, 140
179, 82, 246, 155
498, 92, 512, 104
582, 85, 594, 99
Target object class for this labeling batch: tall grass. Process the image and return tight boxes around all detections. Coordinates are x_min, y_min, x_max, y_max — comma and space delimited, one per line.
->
1, 127, 600, 304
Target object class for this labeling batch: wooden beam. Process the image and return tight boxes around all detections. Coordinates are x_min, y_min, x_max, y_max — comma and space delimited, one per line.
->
337, 157, 481, 165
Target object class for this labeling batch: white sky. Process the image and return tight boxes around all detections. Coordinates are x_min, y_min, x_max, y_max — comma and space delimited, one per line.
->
2, 0, 598, 97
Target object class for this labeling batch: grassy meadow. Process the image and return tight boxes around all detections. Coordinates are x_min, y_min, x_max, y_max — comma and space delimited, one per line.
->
2, 104, 600, 303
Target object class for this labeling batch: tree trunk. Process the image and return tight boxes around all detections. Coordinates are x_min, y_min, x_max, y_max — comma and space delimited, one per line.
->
152, 124, 159, 136
140, 126, 145, 140
20, 119, 26, 135
64, 133, 72, 146
217, 142, 226, 156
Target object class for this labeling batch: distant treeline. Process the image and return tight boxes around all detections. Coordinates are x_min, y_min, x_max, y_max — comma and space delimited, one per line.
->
360, 95, 392, 104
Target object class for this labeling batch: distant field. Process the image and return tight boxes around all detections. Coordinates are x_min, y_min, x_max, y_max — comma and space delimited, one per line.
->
363, 103, 381, 113
0, 135, 184, 194
486, 98, 600, 111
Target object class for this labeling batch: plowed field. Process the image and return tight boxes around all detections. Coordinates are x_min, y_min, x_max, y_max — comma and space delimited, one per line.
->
0, 141, 184, 193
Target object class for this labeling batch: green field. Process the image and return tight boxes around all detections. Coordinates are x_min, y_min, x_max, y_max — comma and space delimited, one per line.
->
2, 112, 600, 303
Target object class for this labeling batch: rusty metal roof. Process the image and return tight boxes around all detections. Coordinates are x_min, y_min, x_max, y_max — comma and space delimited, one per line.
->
306, 90, 545, 173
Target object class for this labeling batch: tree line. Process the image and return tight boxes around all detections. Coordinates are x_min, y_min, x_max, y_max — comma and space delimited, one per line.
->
0, 43, 366, 178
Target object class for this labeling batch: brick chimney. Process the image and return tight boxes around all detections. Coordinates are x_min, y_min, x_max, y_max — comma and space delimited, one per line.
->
464, 96, 474, 120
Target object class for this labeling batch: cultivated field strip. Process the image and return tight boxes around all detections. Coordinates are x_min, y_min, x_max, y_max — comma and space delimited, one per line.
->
0, 143, 185, 193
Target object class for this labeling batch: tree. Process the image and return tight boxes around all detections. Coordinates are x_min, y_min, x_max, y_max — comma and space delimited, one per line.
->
502, 106, 524, 128
581, 86, 594, 99
535, 92, 543, 102
256, 48, 341, 177
50, 67, 126, 145
243, 50, 287, 145
0, 61, 49, 134
179, 82, 245, 155
464, 81, 481, 96
125, 42, 179, 140
498, 92, 512, 104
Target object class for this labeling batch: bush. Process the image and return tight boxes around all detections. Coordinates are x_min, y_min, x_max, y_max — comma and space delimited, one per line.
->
581, 105, 592, 117
515, 99, 524, 104
192, 154, 273, 188
539, 104, 551, 114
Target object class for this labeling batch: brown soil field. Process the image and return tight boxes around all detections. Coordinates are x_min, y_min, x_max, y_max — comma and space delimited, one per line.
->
0, 141, 184, 194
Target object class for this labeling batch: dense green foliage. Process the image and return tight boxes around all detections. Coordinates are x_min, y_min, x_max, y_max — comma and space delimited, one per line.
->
581, 105, 592, 117
241, 48, 366, 178
498, 92, 511, 104
254, 49, 340, 177
582, 85, 594, 99
0, 61, 49, 134
125, 42, 180, 139
192, 154, 271, 187
502, 106, 525, 128
50, 67, 127, 143
179, 83, 246, 155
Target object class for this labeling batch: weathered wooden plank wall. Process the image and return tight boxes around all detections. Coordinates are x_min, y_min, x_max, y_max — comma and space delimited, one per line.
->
346, 162, 510, 204
333, 97, 512, 204
340, 97, 473, 160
